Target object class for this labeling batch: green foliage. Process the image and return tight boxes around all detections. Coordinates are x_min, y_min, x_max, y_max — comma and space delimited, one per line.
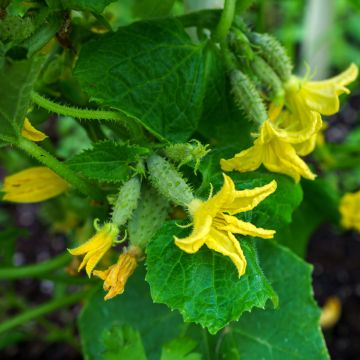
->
132, 0, 176, 18
160, 337, 201, 360
66, 141, 149, 183
45, 0, 117, 13
101, 324, 147, 360
218, 240, 329, 360
79, 267, 184, 360
0, 56, 42, 143
74, 19, 208, 142
146, 221, 278, 334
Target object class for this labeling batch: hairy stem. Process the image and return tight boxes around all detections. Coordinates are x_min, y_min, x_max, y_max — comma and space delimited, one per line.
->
31, 91, 126, 121
15, 137, 104, 201
0, 290, 89, 334
0, 253, 71, 280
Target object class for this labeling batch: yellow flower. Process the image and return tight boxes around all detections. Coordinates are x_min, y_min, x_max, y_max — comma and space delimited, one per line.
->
285, 64, 358, 115
268, 103, 322, 145
220, 120, 316, 182
21, 118, 48, 142
94, 248, 139, 300
2, 167, 69, 203
175, 174, 276, 277
339, 191, 360, 232
68, 221, 119, 277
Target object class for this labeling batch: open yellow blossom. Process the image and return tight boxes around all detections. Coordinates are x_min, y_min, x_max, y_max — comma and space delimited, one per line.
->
68, 221, 119, 277
285, 64, 358, 116
2, 167, 69, 203
175, 174, 276, 277
220, 121, 316, 182
21, 118, 48, 142
94, 248, 139, 300
268, 102, 322, 145
339, 191, 360, 232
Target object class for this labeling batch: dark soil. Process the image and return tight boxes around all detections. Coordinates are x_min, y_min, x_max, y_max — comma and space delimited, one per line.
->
308, 225, 360, 360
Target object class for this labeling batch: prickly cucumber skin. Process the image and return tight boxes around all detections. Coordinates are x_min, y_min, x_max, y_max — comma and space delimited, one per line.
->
230, 70, 268, 125
112, 176, 141, 227
147, 154, 194, 207
128, 183, 169, 249
250, 33, 293, 82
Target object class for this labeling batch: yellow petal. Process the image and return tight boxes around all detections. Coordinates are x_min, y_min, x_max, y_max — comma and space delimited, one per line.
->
68, 231, 105, 256
216, 214, 275, 239
2, 167, 68, 203
94, 253, 137, 300
205, 228, 247, 277
300, 64, 358, 115
339, 191, 360, 232
264, 140, 316, 182
21, 118, 48, 142
220, 143, 263, 173
174, 214, 212, 253
225, 180, 277, 214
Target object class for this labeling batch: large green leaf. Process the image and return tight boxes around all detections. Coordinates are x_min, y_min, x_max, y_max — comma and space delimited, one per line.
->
45, 0, 117, 13
79, 266, 184, 360
66, 141, 149, 183
146, 221, 277, 335
0, 57, 42, 143
161, 337, 201, 360
101, 324, 147, 360
276, 178, 339, 257
132, 0, 176, 18
74, 19, 207, 142
218, 240, 329, 359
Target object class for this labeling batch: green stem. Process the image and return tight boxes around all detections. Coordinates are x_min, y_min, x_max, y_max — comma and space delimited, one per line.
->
15, 137, 104, 201
0, 253, 71, 280
215, 0, 237, 41
31, 91, 126, 121
0, 290, 89, 334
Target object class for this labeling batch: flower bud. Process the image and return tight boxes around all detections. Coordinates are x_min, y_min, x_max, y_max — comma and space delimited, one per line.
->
230, 69, 268, 125
164, 140, 210, 174
147, 154, 194, 206
111, 176, 141, 227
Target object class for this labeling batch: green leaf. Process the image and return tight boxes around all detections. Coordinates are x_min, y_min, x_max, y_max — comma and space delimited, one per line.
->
45, 0, 117, 13
218, 240, 329, 360
79, 266, 184, 360
146, 221, 277, 335
276, 178, 339, 257
197, 47, 253, 149
101, 324, 147, 360
132, 0, 176, 18
0, 56, 42, 143
66, 141, 149, 183
161, 337, 201, 360
74, 19, 207, 142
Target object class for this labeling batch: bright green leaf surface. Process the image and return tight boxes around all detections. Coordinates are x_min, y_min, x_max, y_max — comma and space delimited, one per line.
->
218, 240, 329, 360
79, 267, 184, 360
45, 0, 117, 13
75, 19, 207, 142
146, 221, 277, 335
161, 337, 201, 360
0, 57, 42, 143
101, 324, 147, 360
66, 140, 148, 183
132, 0, 176, 18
